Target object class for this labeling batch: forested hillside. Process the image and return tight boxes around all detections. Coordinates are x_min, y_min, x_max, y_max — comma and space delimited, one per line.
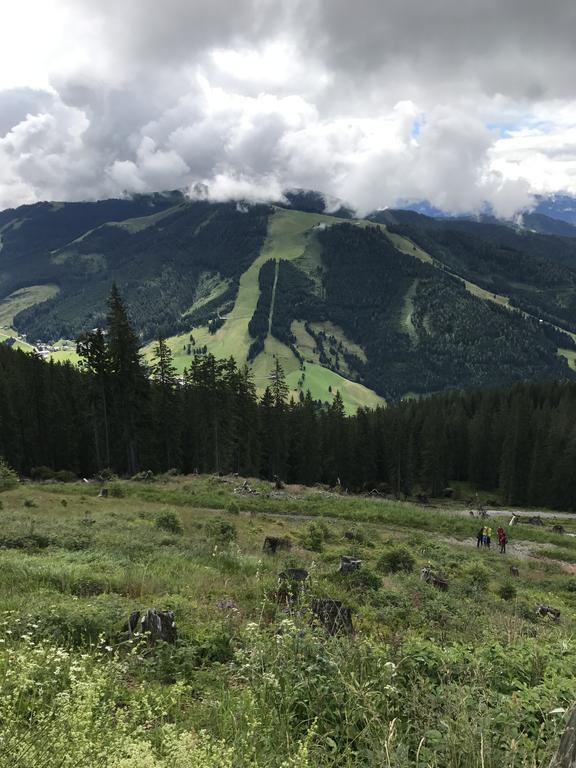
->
2, 193, 576, 405
2, 289, 576, 509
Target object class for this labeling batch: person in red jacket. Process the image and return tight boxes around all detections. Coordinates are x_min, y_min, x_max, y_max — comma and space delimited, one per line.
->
497, 526, 507, 554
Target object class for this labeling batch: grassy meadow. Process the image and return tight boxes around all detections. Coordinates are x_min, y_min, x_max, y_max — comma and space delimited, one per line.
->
1, 474, 576, 766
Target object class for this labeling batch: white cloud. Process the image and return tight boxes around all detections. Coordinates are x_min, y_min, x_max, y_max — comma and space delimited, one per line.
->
0, 0, 575, 214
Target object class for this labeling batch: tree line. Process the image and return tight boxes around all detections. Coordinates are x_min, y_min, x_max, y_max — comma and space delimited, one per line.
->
2, 286, 576, 509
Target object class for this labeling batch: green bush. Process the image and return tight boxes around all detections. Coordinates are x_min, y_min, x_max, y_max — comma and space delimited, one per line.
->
333, 567, 381, 592
227, 500, 240, 515
463, 561, 490, 591
301, 521, 330, 552
30, 465, 55, 481
377, 545, 416, 574
155, 509, 183, 535
108, 483, 124, 498
0, 458, 18, 492
498, 582, 517, 601
205, 519, 237, 544
54, 469, 77, 483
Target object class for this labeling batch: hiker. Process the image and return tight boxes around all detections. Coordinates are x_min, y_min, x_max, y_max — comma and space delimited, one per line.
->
486, 526, 492, 548
482, 525, 488, 547
476, 527, 484, 548
497, 526, 507, 554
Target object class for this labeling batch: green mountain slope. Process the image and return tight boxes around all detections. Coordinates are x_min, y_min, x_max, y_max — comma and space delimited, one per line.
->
2, 193, 576, 409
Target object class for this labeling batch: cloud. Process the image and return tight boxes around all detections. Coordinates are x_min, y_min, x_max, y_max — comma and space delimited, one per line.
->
0, 0, 574, 214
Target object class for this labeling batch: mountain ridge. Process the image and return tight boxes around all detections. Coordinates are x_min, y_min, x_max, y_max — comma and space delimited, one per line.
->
2, 191, 576, 411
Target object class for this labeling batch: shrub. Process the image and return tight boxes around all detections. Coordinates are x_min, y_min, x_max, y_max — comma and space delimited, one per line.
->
227, 500, 240, 515
205, 519, 237, 544
155, 509, 183, 535
463, 562, 490, 591
54, 469, 77, 483
108, 483, 125, 498
377, 545, 416, 574
301, 521, 330, 552
0, 458, 18, 492
30, 465, 55, 481
498, 583, 517, 601
333, 567, 381, 592
23, 499, 37, 508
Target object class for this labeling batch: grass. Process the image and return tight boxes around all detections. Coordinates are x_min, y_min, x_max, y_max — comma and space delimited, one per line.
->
1, 474, 576, 765
0, 284, 59, 335
141, 208, 384, 413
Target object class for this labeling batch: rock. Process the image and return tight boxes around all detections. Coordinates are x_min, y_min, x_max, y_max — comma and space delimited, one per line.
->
263, 536, 292, 555
338, 555, 362, 573
553, 525, 566, 535
526, 516, 544, 526
509, 565, 520, 577
311, 598, 353, 635
124, 608, 177, 644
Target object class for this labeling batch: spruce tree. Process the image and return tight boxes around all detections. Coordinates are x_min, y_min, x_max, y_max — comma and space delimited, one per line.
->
106, 284, 147, 474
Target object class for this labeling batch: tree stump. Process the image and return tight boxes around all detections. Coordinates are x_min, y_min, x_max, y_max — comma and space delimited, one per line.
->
124, 608, 177, 644
553, 525, 566, 535
338, 555, 362, 573
549, 708, 576, 767
98, 488, 108, 498
278, 568, 309, 582
311, 598, 353, 635
509, 566, 520, 577
420, 566, 449, 591
263, 536, 292, 555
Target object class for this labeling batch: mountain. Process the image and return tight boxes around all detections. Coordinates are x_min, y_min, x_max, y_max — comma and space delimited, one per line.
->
2, 191, 576, 410
392, 193, 576, 234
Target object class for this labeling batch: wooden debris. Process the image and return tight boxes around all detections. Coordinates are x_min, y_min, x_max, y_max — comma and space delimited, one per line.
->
536, 604, 561, 620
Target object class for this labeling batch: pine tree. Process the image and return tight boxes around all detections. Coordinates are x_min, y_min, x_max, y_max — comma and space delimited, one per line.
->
106, 284, 147, 474
76, 328, 112, 468
150, 337, 180, 470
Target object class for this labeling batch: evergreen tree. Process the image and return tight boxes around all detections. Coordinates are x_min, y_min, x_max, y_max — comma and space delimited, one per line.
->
106, 284, 148, 474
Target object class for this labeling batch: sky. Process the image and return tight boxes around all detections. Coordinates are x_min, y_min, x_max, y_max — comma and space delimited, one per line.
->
0, 0, 575, 215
